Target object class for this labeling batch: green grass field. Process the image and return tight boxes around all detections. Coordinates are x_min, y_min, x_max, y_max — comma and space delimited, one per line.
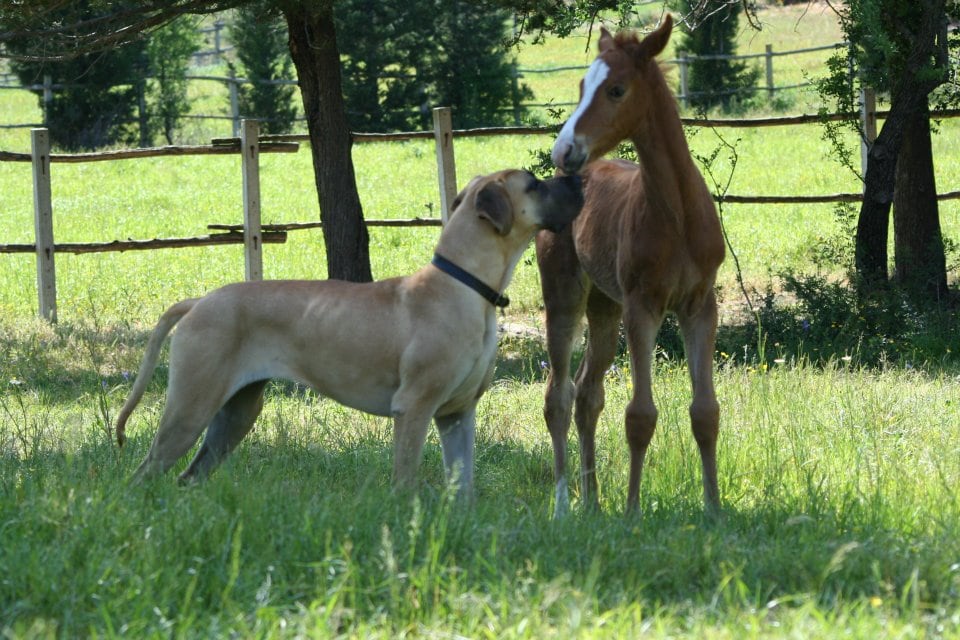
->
2, 4, 960, 638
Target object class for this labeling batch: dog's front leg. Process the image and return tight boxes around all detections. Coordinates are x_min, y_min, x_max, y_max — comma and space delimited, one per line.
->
435, 406, 476, 501
391, 405, 436, 493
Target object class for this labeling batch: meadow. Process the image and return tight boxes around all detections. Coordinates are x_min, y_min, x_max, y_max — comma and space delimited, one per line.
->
2, 3, 960, 638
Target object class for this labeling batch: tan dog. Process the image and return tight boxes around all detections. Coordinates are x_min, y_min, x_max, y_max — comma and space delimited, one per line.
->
115, 169, 583, 499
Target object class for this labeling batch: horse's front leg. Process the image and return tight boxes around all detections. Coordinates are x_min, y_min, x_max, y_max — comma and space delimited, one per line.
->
536, 229, 589, 518
622, 299, 663, 514
679, 292, 721, 515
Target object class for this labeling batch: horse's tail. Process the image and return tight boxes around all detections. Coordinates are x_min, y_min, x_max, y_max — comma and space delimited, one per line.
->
115, 299, 200, 447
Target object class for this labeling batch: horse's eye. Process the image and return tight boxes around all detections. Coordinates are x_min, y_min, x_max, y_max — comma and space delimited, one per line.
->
607, 85, 626, 100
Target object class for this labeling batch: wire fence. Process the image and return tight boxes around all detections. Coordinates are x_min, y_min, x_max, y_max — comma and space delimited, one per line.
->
0, 39, 847, 134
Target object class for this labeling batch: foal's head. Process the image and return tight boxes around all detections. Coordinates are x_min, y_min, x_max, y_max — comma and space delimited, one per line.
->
552, 15, 674, 174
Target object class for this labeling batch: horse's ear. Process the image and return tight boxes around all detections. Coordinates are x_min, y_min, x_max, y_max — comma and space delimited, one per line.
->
475, 181, 513, 236
598, 26, 615, 52
636, 14, 673, 60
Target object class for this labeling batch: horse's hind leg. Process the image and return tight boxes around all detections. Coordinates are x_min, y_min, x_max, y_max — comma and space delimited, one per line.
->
536, 229, 589, 517
179, 381, 268, 483
679, 293, 721, 514
573, 289, 621, 510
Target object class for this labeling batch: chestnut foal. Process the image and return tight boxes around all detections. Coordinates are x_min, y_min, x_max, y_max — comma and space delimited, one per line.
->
536, 15, 725, 516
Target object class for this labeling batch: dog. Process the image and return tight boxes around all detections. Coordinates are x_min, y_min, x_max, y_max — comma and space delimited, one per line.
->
115, 169, 583, 499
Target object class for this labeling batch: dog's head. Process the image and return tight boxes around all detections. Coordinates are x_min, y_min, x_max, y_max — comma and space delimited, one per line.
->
450, 169, 584, 236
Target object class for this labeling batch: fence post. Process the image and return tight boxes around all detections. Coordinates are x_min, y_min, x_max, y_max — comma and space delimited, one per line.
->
677, 52, 689, 109
765, 44, 774, 99
31, 128, 57, 323
229, 68, 240, 138
859, 86, 877, 179
241, 119, 263, 281
433, 107, 457, 225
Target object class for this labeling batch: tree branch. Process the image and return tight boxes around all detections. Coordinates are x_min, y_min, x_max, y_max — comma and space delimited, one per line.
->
0, 1, 246, 61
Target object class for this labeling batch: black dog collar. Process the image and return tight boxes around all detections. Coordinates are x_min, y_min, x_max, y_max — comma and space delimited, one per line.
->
431, 253, 509, 308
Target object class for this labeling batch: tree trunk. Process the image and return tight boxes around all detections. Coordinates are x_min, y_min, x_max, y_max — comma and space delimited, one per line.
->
893, 103, 948, 304
283, 4, 372, 282
853, 0, 948, 295
854, 132, 894, 287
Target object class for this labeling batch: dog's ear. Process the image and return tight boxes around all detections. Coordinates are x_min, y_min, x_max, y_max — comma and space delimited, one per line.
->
450, 176, 483, 218
450, 187, 468, 215
474, 181, 513, 236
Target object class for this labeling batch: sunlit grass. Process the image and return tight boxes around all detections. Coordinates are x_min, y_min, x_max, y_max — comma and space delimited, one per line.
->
2, 4, 960, 637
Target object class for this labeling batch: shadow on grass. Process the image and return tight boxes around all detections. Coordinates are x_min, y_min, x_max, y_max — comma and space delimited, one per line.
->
495, 303, 960, 385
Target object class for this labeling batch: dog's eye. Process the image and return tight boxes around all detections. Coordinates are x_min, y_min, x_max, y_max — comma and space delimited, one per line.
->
607, 85, 626, 100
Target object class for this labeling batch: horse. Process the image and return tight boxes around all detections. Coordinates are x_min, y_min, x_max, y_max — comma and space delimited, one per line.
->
535, 14, 725, 516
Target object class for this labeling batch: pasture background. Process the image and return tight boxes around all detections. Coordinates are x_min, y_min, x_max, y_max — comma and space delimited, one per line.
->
2, 3, 960, 637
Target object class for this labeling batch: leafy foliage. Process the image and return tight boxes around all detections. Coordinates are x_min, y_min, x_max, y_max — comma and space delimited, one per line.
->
146, 18, 200, 145
229, 2, 298, 134
9, 43, 146, 150
335, 0, 532, 131
427, 1, 534, 128
335, 0, 436, 132
6, 4, 199, 149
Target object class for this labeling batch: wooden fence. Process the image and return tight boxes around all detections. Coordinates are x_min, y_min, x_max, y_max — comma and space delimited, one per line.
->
0, 110, 467, 322
3, 104, 960, 322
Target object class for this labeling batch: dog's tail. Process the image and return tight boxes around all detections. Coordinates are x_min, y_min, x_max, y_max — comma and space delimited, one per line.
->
115, 299, 199, 447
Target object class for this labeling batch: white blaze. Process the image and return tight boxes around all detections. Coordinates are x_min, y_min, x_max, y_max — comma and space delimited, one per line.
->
551, 59, 610, 169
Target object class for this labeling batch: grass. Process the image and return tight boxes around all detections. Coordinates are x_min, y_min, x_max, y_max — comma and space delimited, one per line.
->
2, 322, 959, 637
2, 3, 960, 637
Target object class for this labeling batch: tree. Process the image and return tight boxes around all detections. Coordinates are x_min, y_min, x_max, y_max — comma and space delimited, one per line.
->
147, 18, 199, 145
6, 4, 198, 150
9, 40, 146, 150
427, 1, 532, 128
229, 2, 298, 134
335, 0, 435, 132
821, 0, 957, 302
279, 2, 372, 282
335, 0, 531, 132
673, 0, 758, 111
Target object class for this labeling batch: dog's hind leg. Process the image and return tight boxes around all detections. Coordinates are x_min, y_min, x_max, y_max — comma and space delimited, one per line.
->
178, 380, 268, 483
132, 364, 233, 481
132, 402, 220, 482
435, 405, 477, 500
